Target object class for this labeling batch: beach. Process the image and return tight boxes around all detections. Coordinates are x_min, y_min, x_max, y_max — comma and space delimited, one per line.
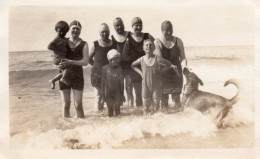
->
9, 45, 255, 149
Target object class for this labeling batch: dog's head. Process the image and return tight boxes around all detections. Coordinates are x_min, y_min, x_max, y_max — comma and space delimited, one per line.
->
183, 67, 203, 86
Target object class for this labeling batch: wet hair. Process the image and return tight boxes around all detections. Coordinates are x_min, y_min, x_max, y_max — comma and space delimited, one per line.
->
69, 20, 82, 29
55, 21, 69, 33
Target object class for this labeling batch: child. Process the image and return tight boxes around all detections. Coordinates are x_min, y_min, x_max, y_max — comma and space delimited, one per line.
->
48, 21, 72, 89
131, 39, 180, 115
101, 49, 125, 117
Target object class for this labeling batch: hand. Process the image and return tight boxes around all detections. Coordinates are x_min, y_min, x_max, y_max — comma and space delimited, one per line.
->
171, 65, 181, 77
59, 59, 71, 67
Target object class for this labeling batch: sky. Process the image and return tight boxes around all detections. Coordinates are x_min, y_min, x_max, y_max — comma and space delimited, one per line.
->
8, 0, 255, 52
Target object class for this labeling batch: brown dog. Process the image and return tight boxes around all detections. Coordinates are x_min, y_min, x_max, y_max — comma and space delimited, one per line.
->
182, 67, 239, 128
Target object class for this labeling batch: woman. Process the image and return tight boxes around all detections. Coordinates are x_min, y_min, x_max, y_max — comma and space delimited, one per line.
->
89, 23, 117, 110
154, 20, 187, 109
58, 20, 89, 118
122, 17, 154, 107
111, 17, 133, 107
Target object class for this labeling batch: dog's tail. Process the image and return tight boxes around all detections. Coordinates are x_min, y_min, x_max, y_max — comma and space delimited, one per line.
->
224, 79, 240, 105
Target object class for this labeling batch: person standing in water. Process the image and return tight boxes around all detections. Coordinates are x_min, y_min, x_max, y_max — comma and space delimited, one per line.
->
154, 20, 187, 110
58, 20, 89, 118
122, 17, 154, 107
111, 17, 133, 107
89, 23, 117, 111
101, 49, 125, 117
131, 39, 180, 115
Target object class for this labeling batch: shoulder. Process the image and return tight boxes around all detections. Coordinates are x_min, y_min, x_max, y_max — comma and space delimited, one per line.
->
175, 36, 183, 44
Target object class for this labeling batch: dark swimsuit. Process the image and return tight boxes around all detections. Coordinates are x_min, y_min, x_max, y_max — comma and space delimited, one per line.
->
59, 40, 86, 91
126, 33, 153, 83
160, 38, 183, 94
90, 40, 116, 88
111, 32, 130, 70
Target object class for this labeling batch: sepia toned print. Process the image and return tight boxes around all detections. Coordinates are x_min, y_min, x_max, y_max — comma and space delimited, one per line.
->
8, 1, 255, 151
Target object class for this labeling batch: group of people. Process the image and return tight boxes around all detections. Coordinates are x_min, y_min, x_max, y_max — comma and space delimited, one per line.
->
48, 17, 187, 118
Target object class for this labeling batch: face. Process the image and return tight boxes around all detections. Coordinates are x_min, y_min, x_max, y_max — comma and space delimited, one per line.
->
99, 25, 110, 41
70, 26, 81, 38
162, 28, 173, 39
132, 23, 142, 33
114, 20, 125, 34
57, 27, 66, 38
109, 56, 120, 67
143, 41, 155, 54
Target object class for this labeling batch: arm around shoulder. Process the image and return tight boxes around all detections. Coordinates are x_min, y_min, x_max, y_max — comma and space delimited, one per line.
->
88, 42, 95, 66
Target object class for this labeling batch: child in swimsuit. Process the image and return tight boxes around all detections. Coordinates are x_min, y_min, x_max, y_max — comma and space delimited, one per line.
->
101, 49, 125, 117
131, 39, 180, 115
48, 21, 72, 89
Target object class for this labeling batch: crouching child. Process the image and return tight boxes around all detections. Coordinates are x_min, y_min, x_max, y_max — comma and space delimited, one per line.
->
101, 49, 125, 117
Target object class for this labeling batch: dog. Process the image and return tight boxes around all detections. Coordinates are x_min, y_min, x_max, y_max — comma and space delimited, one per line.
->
182, 67, 239, 128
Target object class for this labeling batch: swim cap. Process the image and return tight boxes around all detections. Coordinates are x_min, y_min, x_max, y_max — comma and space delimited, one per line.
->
55, 21, 69, 33
113, 17, 124, 26
99, 23, 110, 32
107, 49, 120, 61
131, 17, 142, 26
70, 20, 82, 30
161, 20, 173, 32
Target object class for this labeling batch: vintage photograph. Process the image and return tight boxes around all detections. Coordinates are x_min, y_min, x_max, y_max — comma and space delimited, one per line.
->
8, 0, 255, 151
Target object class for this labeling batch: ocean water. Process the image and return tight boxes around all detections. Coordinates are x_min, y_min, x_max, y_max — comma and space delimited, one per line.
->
9, 46, 255, 149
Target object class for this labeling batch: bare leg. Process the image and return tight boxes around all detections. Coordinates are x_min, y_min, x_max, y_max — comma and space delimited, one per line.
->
94, 87, 104, 111
172, 93, 181, 109
143, 98, 151, 116
49, 73, 63, 89
72, 89, 85, 118
125, 75, 134, 107
161, 94, 169, 109
106, 98, 114, 117
133, 82, 142, 107
60, 89, 71, 118
153, 98, 160, 113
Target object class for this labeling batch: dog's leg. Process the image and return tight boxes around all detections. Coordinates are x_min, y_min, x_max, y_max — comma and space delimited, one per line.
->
216, 106, 231, 128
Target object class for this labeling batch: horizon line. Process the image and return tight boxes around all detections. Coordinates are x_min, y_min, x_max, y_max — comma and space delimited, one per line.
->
9, 44, 254, 53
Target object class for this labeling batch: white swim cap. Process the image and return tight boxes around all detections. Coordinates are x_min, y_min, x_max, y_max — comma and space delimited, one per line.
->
107, 49, 120, 61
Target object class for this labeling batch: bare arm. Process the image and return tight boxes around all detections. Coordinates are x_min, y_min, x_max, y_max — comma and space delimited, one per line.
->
101, 67, 106, 98
154, 39, 162, 57
131, 58, 142, 78
88, 43, 95, 66
122, 39, 131, 62
158, 56, 181, 77
177, 37, 187, 68
47, 36, 60, 50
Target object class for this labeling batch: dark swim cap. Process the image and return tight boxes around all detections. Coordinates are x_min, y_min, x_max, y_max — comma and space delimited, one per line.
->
69, 20, 82, 29
161, 20, 173, 32
131, 17, 142, 26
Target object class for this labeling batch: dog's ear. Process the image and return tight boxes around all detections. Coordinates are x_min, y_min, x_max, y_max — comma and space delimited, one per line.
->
193, 73, 203, 86
196, 75, 204, 86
